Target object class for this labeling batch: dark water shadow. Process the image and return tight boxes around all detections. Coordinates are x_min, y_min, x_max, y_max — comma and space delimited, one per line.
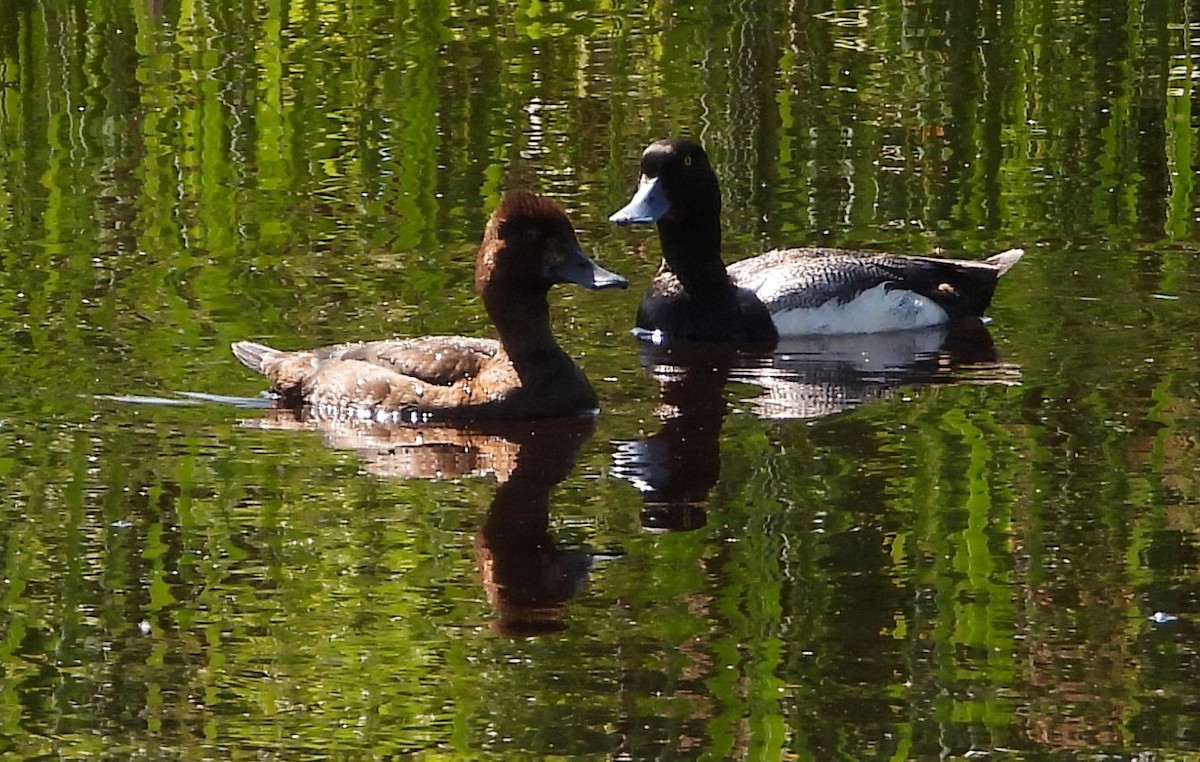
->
244, 411, 607, 636
612, 322, 1018, 531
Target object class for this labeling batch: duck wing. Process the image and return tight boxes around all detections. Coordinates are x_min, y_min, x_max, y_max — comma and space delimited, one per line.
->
729, 247, 1023, 320
334, 337, 501, 386
234, 337, 500, 387
232, 337, 502, 399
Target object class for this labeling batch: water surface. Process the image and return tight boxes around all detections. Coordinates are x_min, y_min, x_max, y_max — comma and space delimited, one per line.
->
1, 1, 1199, 759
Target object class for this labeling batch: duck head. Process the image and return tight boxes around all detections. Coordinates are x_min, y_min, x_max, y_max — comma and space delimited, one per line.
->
609, 139, 721, 226
480, 192, 628, 297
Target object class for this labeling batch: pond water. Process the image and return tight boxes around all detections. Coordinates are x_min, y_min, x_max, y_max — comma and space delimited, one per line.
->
2, 1, 1199, 759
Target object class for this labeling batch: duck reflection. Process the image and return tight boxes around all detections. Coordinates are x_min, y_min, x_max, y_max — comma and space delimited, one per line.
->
613, 323, 1015, 530
746, 321, 1011, 418
612, 344, 730, 533
246, 412, 601, 636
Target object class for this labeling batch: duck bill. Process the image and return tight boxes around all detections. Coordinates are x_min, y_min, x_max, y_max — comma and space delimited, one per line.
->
554, 243, 629, 291
608, 175, 669, 225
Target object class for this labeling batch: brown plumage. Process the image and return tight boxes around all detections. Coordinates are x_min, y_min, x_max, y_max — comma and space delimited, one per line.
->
232, 192, 627, 422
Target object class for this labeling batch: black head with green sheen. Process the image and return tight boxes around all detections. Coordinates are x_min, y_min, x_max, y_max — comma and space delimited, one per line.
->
609, 139, 721, 226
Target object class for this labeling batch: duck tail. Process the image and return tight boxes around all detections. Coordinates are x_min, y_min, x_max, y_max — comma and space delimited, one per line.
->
985, 248, 1024, 277
231, 341, 277, 374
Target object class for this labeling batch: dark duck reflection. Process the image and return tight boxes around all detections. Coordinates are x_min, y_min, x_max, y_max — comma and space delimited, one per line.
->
247, 412, 605, 636
471, 418, 601, 637
742, 321, 1014, 419
613, 322, 1016, 530
612, 344, 729, 533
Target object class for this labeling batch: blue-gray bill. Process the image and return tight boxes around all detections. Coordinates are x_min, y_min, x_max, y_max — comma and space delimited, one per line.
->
553, 244, 629, 290
609, 175, 669, 224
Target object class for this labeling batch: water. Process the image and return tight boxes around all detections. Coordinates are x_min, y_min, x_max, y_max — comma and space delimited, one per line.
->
1, 0, 1199, 759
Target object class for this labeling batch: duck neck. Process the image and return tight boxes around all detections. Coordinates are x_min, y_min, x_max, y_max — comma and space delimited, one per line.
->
656, 214, 736, 304
485, 289, 569, 371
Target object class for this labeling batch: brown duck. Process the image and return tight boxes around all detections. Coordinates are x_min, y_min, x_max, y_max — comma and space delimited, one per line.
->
233, 192, 627, 422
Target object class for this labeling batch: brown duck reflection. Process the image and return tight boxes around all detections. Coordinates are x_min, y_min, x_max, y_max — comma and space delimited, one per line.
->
246, 411, 601, 636
613, 322, 1015, 531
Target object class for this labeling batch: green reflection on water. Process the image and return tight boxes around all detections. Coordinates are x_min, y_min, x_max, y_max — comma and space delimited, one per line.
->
1, 0, 1199, 759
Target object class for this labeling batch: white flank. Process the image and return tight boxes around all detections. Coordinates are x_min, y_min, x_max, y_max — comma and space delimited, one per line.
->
770, 283, 949, 336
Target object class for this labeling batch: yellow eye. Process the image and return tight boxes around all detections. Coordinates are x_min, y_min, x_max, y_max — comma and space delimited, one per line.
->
683, 156, 693, 168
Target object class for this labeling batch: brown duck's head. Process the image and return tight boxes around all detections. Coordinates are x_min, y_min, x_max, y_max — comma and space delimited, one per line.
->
477, 191, 627, 298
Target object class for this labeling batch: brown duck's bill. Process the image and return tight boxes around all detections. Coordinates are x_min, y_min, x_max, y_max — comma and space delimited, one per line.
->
553, 244, 629, 291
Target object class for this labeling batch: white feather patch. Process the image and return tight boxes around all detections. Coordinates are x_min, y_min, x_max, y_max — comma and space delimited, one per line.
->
770, 283, 949, 335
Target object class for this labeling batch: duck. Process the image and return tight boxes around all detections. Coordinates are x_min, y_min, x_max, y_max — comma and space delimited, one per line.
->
232, 192, 628, 422
609, 138, 1024, 344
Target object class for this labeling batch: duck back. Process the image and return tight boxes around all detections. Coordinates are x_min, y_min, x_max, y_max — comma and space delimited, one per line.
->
730, 247, 1024, 335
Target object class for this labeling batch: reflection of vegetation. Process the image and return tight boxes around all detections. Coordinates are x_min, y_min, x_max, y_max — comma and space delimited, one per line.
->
0, 0, 1197, 758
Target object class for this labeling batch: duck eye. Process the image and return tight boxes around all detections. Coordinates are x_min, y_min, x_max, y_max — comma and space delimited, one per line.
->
683, 156, 693, 168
